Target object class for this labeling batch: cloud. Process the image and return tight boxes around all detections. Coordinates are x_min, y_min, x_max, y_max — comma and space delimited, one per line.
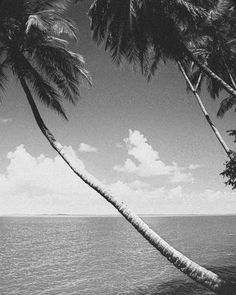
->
114, 130, 193, 183
169, 162, 194, 183
0, 145, 104, 215
188, 164, 202, 170
107, 180, 236, 215
0, 118, 12, 124
79, 143, 98, 152
0, 145, 235, 215
5, 144, 86, 194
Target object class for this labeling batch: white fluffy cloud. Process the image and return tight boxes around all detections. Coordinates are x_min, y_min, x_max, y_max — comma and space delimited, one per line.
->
0, 118, 12, 124
0, 145, 102, 215
79, 143, 97, 152
107, 180, 236, 215
0, 145, 235, 215
114, 130, 194, 183
188, 164, 202, 170
5, 145, 86, 194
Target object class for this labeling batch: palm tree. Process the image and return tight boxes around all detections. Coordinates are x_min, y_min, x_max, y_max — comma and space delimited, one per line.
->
0, 1, 235, 294
180, 1, 236, 185
87, 0, 236, 292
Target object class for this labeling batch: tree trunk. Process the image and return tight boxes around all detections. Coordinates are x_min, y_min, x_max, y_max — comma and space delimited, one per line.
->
178, 61, 232, 159
20, 78, 235, 295
185, 49, 236, 99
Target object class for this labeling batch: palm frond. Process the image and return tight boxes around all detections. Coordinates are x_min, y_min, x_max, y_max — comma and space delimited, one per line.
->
51, 17, 78, 41
49, 36, 69, 45
34, 44, 91, 88
89, 0, 206, 75
217, 95, 236, 117
167, 0, 207, 27
147, 48, 163, 80
29, 0, 72, 14
0, 64, 7, 91
33, 50, 79, 104
26, 15, 47, 33
0, 64, 7, 102
208, 0, 232, 23
26, 11, 78, 42
10, 52, 68, 119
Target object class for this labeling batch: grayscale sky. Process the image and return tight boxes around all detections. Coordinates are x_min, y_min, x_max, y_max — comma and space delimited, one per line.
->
0, 1, 235, 215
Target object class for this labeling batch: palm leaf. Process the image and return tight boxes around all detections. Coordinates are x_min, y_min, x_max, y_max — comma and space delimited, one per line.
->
0, 64, 7, 101
36, 10, 78, 40
33, 50, 79, 104
29, 0, 72, 14
10, 52, 68, 119
34, 44, 91, 88
217, 95, 236, 117
0, 64, 7, 91
207, 0, 232, 22
26, 10, 77, 42
26, 15, 47, 33
89, 0, 205, 75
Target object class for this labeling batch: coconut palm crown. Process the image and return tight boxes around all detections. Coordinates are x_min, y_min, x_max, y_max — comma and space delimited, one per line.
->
0, 0, 91, 119
184, 0, 236, 117
89, 0, 236, 99
89, 0, 207, 73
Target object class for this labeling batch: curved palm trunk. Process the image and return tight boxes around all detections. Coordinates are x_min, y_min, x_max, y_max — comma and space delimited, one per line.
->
20, 78, 235, 295
178, 61, 232, 159
185, 49, 236, 99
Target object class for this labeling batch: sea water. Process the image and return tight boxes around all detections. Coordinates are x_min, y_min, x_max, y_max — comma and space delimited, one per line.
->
0, 215, 235, 295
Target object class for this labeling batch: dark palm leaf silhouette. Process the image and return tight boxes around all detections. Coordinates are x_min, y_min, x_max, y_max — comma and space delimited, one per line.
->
186, 0, 236, 115
0, 0, 90, 119
89, 0, 236, 98
89, 0, 206, 72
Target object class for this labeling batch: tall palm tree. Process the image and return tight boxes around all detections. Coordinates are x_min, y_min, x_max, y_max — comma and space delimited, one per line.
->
87, 0, 236, 292
0, 1, 235, 294
180, 0, 236, 185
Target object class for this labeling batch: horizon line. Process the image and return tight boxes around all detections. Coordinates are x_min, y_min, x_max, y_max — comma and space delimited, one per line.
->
1, 213, 235, 218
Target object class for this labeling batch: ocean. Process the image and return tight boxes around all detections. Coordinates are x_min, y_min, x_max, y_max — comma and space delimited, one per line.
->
0, 215, 235, 295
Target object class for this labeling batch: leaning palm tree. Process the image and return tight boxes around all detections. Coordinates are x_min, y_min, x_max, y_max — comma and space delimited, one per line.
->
88, 0, 236, 292
0, 0, 235, 294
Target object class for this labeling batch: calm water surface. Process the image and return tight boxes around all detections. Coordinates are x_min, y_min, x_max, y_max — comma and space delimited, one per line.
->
0, 216, 235, 295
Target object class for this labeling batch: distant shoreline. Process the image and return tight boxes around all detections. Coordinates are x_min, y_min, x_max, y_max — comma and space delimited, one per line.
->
1, 213, 235, 218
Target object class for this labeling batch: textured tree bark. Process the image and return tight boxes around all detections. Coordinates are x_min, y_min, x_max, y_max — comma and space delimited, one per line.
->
178, 61, 232, 159
20, 78, 235, 295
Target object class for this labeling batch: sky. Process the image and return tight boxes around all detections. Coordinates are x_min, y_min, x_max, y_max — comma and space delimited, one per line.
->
0, 1, 236, 215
